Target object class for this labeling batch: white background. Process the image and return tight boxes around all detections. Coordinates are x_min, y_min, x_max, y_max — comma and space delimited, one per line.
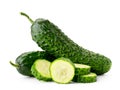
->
0, 0, 120, 90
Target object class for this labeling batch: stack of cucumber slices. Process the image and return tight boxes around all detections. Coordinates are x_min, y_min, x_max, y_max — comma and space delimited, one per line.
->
31, 57, 97, 84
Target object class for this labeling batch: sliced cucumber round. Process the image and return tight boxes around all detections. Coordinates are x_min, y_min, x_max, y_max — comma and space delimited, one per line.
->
50, 57, 75, 84
74, 73, 97, 83
74, 63, 91, 75
31, 59, 51, 81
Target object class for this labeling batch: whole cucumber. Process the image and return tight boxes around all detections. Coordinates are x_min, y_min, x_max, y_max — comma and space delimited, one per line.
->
21, 12, 112, 75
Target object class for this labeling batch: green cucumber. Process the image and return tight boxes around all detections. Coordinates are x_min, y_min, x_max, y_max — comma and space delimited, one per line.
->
74, 63, 91, 75
73, 64, 96, 83
74, 73, 97, 83
21, 12, 112, 75
50, 57, 75, 84
10, 51, 55, 76
31, 59, 52, 81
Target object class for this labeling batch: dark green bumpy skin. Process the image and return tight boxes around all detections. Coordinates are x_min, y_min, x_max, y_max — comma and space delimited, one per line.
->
14, 51, 55, 76
31, 19, 112, 75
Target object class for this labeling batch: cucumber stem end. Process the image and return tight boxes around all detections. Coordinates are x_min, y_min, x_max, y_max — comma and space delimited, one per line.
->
20, 12, 34, 23
9, 61, 19, 68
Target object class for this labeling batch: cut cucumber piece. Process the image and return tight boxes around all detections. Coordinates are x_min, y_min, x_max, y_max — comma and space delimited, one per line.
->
31, 59, 51, 81
50, 57, 75, 84
74, 73, 97, 83
74, 63, 91, 75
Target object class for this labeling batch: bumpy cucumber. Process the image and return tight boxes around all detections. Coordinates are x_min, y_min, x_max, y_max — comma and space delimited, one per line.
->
31, 59, 52, 81
10, 51, 55, 76
21, 12, 112, 75
74, 63, 91, 75
50, 57, 75, 84
74, 73, 97, 83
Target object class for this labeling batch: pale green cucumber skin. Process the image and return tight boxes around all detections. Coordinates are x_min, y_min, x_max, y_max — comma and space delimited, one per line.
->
31, 59, 52, 81
50, 57, 75, 84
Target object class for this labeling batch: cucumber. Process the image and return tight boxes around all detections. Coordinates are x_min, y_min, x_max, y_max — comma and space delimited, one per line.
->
73, 64, 96, 83
73, 73, 97, 83
21, 12, 112, 75
50, 57, 75, 84
31, 59, 52, 81
10, 51, 55, 76
74, 63, 91, 75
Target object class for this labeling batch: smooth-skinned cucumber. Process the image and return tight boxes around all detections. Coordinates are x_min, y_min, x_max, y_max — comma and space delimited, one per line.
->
10, 51, 55, 76
31, 59, 52, 81
50, 57, 75, 84
21, 12, 112, 75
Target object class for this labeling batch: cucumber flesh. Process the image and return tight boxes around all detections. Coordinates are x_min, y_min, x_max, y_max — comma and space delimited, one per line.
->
74, 63, 91, 75
74, 73, 97, 83
50, 57, 75, 84
31, 59, 51, 81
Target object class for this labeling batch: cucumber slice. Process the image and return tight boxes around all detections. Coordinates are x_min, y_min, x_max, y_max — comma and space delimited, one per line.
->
74, 73, 97, 83
74, 63, 91, 75
31, 59, 51, 81
50, 57, 75, 84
